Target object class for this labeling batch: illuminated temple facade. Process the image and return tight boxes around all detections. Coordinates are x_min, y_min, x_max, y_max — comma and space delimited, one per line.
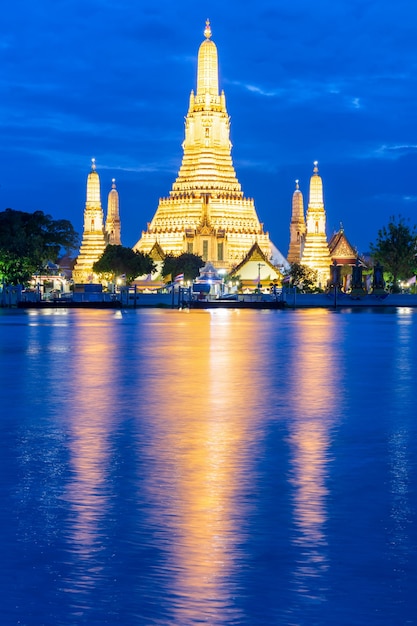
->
73, 161, 121, 283
133, 21, 282, 271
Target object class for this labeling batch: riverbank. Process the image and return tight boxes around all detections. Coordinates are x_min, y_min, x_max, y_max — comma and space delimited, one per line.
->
281, 291, 417, 308
11, 291, 417, 309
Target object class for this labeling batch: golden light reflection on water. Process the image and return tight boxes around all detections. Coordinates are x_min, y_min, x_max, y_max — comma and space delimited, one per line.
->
137, 310, 265, 623
61, 312, 117, 591
286, 310, 339, 599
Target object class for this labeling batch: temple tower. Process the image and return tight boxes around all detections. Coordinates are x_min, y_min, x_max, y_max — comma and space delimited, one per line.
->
134, 20, 281, 270
301, 162, 331, 286
287, 180, 306, 263
72, 159, 107, 283
105, 179, 121, 245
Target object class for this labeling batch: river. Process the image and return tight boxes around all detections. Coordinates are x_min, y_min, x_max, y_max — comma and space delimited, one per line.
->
0, 307, 416, 625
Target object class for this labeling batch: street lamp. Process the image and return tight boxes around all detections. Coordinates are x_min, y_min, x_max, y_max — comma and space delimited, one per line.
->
257, 263, 265, 291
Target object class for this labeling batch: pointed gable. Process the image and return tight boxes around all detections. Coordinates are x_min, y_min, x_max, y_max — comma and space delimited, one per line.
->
148, 241, 166, 263
231, 242, 281, 281
329, 229, 357, 264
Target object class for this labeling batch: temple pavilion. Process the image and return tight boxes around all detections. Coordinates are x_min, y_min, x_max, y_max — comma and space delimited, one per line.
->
133, 20, 286, 272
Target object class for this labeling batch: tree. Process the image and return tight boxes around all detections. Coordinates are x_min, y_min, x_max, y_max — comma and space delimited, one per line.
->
283, 263, 319, 293
161, 253, 204, 282
93, 245, 155, 284
0, 208, 78, 285
370, 215, 417, 292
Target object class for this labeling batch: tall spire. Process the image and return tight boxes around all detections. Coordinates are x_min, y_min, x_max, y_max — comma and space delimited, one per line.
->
197, 18, 219, 96
301, 162, 331, 287
287, 179, 306, 263
106, 178, 121, 245
72, 160, 107, 283
133, 22, 285, 272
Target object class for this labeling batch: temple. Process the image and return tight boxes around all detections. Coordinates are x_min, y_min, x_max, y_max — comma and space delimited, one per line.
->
300, 162, 331, 286
73, 160, 119, 283
133, 20, 285, 271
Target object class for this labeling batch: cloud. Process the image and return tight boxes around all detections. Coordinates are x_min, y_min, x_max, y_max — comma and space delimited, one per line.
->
374, 144, 417, 158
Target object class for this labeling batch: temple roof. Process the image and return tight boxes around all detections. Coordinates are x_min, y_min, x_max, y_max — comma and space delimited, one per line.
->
329, 228, 357, 264
231, 242, 281, 276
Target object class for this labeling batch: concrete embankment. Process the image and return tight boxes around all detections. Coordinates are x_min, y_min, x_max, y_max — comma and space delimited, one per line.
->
282, 292, 417, 308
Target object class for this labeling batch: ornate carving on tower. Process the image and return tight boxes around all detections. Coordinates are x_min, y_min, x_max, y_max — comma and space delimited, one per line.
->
105, 179, 121, 245
287, 180, 306, 263
301, 162, 331, 286
133, 21, 284, 270
72, 160, 107, 283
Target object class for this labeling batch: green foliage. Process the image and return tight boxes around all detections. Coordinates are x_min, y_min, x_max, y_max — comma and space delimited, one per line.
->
161, 253, 204, 281
93, 245, 155, 284
0, 208, 79, 285
283, 263, 319, 293
370, 215, 417, 292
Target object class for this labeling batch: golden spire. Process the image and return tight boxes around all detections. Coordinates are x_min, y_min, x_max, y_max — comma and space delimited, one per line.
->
197, 18, 218, 96
106, 178, 121, 245
301, 161, 331, 286
86, 158, 101, 206
72, 160, 107, 283
287, 179, 306, 263
292, 179, 304, 220
133, 19, 281, 271
309, 160, 323, 208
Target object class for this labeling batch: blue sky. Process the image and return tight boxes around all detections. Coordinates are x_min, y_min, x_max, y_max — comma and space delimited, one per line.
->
1, 0, 417, 257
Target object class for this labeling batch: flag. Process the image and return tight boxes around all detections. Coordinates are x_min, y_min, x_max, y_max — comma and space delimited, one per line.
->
283, 275, 291, 283
408, 276, 416, 286
174, 273, 184, 282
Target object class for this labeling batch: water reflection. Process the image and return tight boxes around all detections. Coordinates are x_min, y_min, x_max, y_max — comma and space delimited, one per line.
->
286, 310, 340, 601
137, 310, 264, 624
388, 313, 414, 572
60, 312, 117, 598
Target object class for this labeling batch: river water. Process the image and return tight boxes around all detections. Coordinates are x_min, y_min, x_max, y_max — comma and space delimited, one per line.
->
0, 307, 416, 625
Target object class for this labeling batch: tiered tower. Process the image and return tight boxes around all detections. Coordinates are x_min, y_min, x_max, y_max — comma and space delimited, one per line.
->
301, 162, 331, 286
72, 159, 108, 283
105, 179, 121, 245
287, 180, 306, 263
133, 20, 276, 270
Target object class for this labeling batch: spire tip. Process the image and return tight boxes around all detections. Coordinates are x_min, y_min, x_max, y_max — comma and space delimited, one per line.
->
204, 18, 212, 39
